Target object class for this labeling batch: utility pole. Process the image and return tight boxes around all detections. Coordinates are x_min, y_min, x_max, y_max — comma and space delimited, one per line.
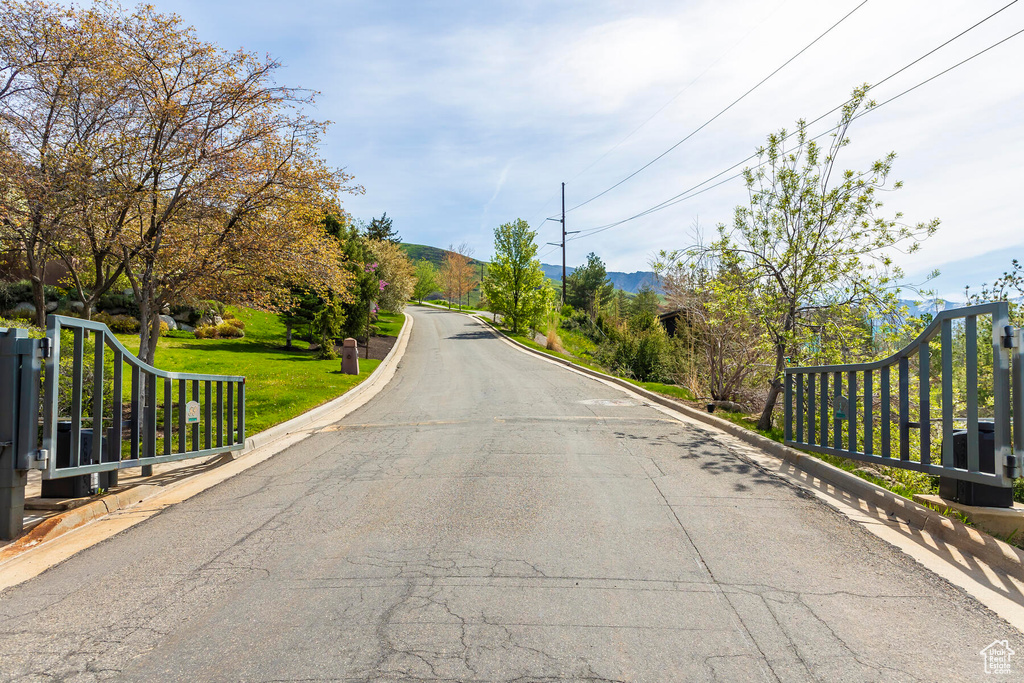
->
560, 182, 566, 304
546, 182, 578, 305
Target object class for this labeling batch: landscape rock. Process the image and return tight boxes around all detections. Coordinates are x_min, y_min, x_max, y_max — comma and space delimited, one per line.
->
45, 301, 58, 312
158, 314, 178, 330
178, 323, 195, 333
198, 315, 223, 328
13, 302, 35, 316
69, 301, 85, 311
172, 311, 192, 323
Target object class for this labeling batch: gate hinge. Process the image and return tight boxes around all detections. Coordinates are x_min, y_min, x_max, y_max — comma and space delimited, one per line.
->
1003, 326, 1018, 349
1006, 454, 1022, 480
38, 337, 51, 359
16, 448, 47, 471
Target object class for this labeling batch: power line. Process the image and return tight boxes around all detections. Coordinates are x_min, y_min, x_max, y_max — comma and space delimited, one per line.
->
563, 0, 791, 187
564, 0, 869, 214
568, 16, 1024, 242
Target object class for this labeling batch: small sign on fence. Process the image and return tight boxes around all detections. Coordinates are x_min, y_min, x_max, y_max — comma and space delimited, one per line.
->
185, 400, 201, 424
835, 395, 848, 420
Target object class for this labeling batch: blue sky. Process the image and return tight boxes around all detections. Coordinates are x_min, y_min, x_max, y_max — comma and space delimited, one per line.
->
153, 0, 1023, 298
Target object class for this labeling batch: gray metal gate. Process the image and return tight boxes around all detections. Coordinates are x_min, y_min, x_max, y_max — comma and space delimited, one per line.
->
1, 315, 245, 540
784, 302, 1022, 503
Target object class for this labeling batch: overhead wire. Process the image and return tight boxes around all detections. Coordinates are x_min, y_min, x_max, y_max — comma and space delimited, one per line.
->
567, 8, 1024, 242
563, 0, 869, 214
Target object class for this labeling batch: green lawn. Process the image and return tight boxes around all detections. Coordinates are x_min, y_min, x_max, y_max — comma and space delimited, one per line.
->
113, 308, 405, 436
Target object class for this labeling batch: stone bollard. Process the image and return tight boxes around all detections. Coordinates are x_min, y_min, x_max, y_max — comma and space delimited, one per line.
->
341, 338, 359, 375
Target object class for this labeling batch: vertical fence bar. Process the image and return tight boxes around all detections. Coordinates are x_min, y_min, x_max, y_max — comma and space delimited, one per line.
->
163, 379, 172, 456
899, 356, 910, 462
110, 346, 122, 463
784, 372, 793, 442
177, 380, 186, 454
993, 303, 1012, 482
204, 381, 212, 450
144, 373, 157, 465
237, 381, 245, 444
919, 342, 931, 466
808, 373, 817, 446
191, 379, 200, 449
881, 366, 891, 459
864, 370, 873, 456
795, 374, 803, 443
820, 372, 828, 448
833, 371, 842, 450
217, 381, 224, 447
848, 371, 857, 454
1015, 328, 1024, 474
227, 381, 234, 445
966, 316, 979, 473
92, 330, 104, 456
130, 365, 140, 460
941, 319, 954, 468
41, 318, 62, 478
70, 328, 84, 468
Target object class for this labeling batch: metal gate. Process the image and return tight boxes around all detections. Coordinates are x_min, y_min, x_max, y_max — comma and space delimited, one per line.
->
784, 302, 1022, 505
1, 315, 245, 540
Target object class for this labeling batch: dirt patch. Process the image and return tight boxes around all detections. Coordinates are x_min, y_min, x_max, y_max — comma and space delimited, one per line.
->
358, 334, 397, 360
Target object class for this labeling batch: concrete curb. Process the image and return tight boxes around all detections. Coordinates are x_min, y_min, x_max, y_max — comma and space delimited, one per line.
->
472, 315, 1024, 580
1, 312, 414, 560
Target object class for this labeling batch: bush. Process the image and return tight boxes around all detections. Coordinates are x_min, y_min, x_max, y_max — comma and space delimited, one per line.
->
194, 326, 216, 339
159, 320, 170, 336
95, 291, 140, 317
600, 325, 670, 383
215, 321, 244, 338
93, 311, 140, 333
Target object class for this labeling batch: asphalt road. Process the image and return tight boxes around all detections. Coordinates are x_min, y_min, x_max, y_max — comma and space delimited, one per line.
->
0, 307, 1018, 682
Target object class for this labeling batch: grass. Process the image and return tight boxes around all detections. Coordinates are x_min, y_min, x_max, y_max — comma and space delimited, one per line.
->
112, 307, 404, 436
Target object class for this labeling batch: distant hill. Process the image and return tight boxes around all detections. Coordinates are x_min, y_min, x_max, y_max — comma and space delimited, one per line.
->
400, 243, 661, 295
540, 264, 662, 294
400, 243, 487, 269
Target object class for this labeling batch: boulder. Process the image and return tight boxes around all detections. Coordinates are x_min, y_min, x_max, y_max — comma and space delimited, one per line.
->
45, 301, 58, 312
69, 301, 85, 311
198, 314, 223, 328
172, 311, 192, 323
12, 302, 36, 316
178, 323, 195, 333
158, 314, 178, 330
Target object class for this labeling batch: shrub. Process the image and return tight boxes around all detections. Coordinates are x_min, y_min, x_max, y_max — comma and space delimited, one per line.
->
215, 321, 244, 338
95, 292, 139, 317
194, 326, 216, 339
600, 325, 670, 383
159, 320, 170, 336
94, 312, 140, 333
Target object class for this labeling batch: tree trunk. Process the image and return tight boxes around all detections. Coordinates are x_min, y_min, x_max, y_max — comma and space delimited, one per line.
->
757, 343, 787, 431
285, 321, 292, 349
31, 276, 46, 328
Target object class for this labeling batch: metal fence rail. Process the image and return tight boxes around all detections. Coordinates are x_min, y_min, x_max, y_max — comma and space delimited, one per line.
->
784, 302, 1021, 492
41, 315, 246, 480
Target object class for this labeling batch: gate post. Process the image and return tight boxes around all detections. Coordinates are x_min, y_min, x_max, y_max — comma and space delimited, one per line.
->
1, 330, 30, 540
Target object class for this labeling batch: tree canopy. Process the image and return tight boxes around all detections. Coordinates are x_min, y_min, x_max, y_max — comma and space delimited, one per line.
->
483, 219, 547, 334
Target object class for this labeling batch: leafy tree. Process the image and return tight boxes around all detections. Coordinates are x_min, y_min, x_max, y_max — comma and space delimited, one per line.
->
709, 86, 939, 430
630, 285, 660, 319
966, 259, 1023, 326
412, 259, 439, 303
366, 212, 401, 243
440, 243, 476, 310
281, 289, 323, 348
366, 238, 414, 313
311, 293, 345, 360
483, 218, 546, 334
566, 252, 613, 318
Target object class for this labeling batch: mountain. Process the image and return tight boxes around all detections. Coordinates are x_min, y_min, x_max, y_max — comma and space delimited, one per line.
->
540, 264, 662, 294
400, 243, 487, 269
